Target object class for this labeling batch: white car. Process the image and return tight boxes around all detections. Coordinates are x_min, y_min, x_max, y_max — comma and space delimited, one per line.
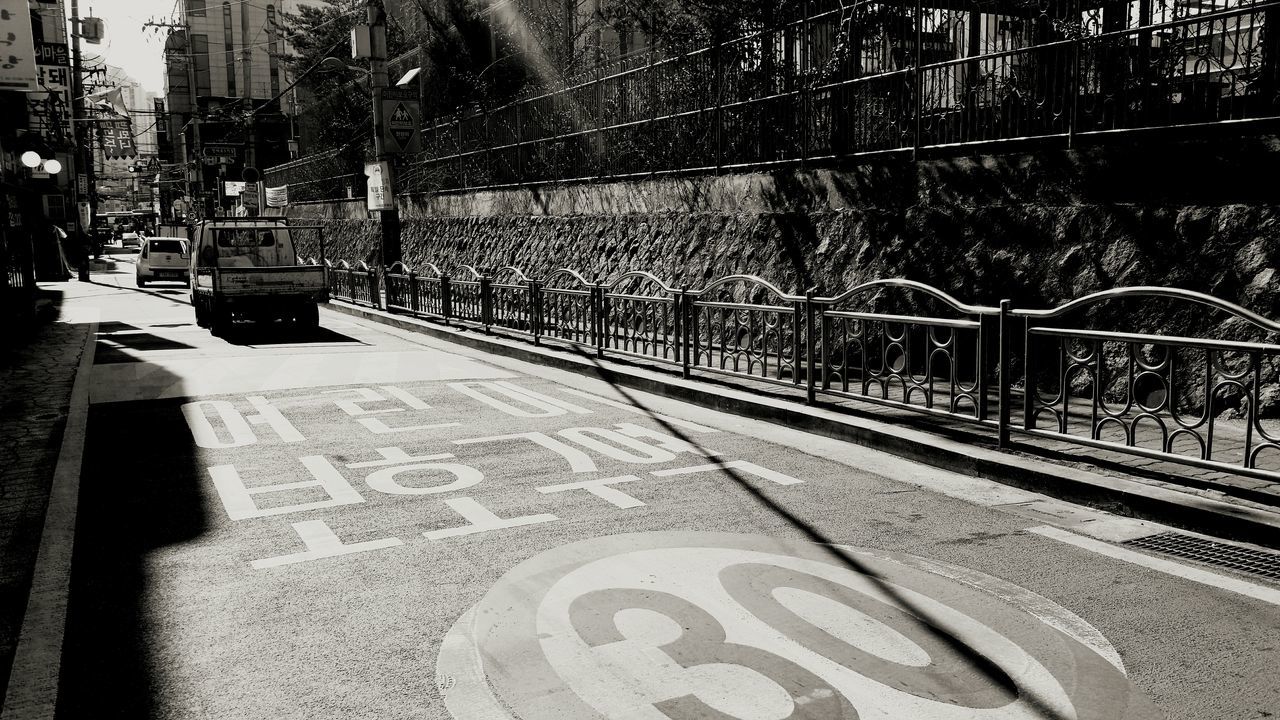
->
136, 237, 190, 286
121, 231, 141, 249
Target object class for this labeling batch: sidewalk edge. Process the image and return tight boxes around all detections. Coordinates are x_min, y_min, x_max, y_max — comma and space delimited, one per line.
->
325, 302, 1280, 549
1, 319, 96, 720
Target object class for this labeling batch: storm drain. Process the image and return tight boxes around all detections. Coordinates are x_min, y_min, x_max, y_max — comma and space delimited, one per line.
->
1122, 533, 1280, 580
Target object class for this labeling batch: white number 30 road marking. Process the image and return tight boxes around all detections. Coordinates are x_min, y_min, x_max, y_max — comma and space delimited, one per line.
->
436, 532, 1161, 720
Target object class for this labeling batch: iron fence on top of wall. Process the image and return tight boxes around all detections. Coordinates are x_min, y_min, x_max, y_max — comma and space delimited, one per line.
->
266, 0, 1280, 200
334, 261, 1280, 488
398, 0, 1280, 193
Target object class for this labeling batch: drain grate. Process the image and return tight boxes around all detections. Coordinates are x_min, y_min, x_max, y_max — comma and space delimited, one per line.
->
1123, 533, 1280, 580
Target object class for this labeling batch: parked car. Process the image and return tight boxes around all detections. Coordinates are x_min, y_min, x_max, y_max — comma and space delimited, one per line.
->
137, 237, 190, 286
121, 231, 142, 249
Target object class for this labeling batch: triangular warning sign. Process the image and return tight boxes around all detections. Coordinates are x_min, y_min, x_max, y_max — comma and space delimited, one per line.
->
390, 103, 413, 126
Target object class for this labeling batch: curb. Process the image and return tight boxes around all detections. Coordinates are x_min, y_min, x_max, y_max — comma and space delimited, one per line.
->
323, 301, 1280, 550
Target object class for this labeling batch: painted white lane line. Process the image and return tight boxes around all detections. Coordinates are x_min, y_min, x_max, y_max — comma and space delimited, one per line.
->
1029, 525, 1280, 607
2, 317, 98, 720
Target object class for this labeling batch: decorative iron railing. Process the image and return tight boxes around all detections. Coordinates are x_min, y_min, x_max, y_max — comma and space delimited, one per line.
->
329, 263, 1280, 486
326, 260, 379, 309
1013, 287, 1280, 480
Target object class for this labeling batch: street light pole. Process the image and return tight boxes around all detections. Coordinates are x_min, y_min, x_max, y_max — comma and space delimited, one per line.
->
69, 0, 94, 279
367, 0, 401, 269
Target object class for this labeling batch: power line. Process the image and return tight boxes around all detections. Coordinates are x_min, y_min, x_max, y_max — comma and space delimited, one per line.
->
143, 4, 362, 61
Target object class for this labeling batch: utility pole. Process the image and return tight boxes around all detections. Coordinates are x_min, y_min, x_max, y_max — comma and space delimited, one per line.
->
186, 26, 206, 218
366, 0, 401, 267
149, 15, 205, 219
69, 0, 94, 279
240, 0, 259, 215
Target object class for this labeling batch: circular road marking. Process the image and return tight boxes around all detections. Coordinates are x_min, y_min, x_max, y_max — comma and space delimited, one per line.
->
436, 532, 1160, 720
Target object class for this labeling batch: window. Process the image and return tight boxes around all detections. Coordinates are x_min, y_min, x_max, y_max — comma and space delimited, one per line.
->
43, 194, 65, 221
149, 239, 186, 254
223, 3, 236, 96
189, 0, 205, 17
215, 229, 276, 247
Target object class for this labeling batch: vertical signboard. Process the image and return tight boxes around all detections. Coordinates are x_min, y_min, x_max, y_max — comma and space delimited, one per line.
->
380, 87, 420, 153
0, 0, 39, 91
31, 41, 71, 139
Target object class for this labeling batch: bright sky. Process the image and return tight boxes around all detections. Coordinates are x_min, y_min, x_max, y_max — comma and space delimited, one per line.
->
82, 0, 180, 94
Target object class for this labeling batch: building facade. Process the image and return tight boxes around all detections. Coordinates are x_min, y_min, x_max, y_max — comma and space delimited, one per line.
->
2, 0, 78, 289
92, 65, 160, 214
162, 0, 302, 217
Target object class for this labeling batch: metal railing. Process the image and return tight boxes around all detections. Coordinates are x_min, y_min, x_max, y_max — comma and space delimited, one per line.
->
268, 0, 1280, 199
332, 262, 1280, 486
325, 260, 379, 308
263, 148, 365, 205
398, 0, 1280, 192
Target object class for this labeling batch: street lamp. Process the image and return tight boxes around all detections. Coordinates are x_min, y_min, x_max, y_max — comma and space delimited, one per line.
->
43, 159, 63, 174
21, 151, 42, 168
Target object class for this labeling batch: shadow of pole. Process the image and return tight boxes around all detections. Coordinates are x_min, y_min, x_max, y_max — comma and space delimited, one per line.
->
566, 345, 1073, 720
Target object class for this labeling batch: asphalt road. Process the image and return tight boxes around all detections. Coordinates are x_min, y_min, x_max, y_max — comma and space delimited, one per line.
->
47, 263, 1280, 720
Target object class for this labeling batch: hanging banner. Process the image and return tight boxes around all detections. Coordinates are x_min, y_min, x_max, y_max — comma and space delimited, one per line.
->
0, 0, 39, 91
100, 120, 137, 159
364, 161, 393, 211
265, 185, 289, 207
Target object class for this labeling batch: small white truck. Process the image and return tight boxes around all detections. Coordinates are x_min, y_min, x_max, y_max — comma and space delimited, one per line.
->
188, 217, 327, 335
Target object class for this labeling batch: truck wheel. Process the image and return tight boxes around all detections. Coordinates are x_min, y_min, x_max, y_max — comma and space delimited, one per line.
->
210, 306, 229, 337
137, 276, 146, 287
194, 300, 207, 328
299, 303, 319, 330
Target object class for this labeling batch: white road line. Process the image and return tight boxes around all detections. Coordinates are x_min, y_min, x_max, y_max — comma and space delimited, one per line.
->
1029, 525, 1280, 607
2, 318, 98, 720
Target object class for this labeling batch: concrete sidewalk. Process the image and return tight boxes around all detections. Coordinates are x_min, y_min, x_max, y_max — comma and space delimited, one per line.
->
0, 283, 93, 709
324, 299, 1280, 550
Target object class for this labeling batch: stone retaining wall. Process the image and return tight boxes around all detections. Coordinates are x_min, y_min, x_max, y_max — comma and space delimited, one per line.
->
284, 134, 1280, 340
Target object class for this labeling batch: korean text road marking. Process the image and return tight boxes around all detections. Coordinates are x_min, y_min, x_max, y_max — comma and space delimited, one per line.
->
251, 520, 402, 569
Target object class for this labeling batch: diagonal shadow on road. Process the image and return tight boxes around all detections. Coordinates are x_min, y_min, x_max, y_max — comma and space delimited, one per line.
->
561, 347, 1080, 720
